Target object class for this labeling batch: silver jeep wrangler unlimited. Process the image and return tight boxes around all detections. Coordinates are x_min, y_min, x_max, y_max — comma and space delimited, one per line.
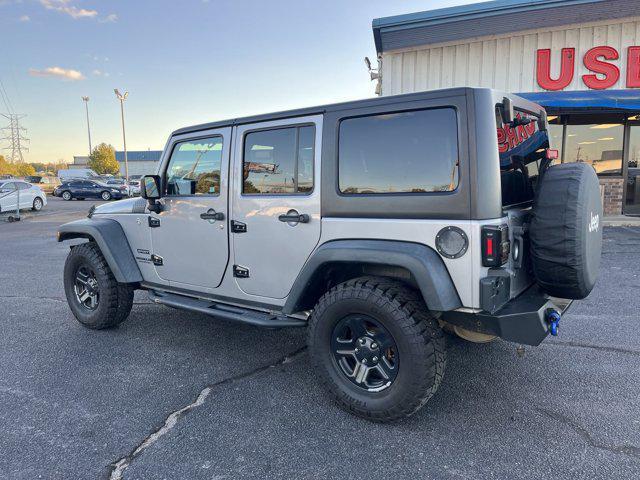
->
59, 88, 603, 421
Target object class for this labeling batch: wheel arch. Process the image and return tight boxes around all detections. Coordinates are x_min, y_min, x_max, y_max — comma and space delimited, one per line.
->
58, 218, 142, 284
283, 240, 462, 314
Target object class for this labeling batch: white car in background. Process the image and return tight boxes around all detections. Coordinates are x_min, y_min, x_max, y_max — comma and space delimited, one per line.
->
0, 180, 47, 213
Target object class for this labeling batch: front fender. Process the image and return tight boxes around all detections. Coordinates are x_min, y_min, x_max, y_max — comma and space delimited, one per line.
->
58, 218, 142, 284
283, 240, 462, 314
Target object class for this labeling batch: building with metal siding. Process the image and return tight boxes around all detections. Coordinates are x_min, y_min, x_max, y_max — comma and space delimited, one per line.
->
115, 151, 162, 178
373, 0, 640, 216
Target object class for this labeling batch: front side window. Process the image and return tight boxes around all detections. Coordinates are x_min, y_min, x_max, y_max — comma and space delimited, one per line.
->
165, 136, 223, 195
338, 108, 459, 194
243, 125, 315, 194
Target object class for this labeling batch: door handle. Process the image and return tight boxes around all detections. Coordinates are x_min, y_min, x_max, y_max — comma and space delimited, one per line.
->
278, 212, 310, 224
200, 209, 225, 221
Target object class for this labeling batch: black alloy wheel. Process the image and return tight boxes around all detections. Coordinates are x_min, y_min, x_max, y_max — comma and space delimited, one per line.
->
331, 314, 399, 392
73, 265, 100, 311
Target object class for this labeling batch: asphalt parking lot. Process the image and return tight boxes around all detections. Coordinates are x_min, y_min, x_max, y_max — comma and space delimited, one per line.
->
1, 197, 639, 479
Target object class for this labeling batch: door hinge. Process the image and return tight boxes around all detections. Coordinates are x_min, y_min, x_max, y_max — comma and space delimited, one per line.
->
230, 220, 247, 233
151, 254, 164, 266
233, 265, 249, 278
148, 217, 161, 228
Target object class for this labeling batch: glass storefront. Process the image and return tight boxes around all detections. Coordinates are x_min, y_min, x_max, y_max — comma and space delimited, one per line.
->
627, 126, 640, 215
546, 113, 640, 215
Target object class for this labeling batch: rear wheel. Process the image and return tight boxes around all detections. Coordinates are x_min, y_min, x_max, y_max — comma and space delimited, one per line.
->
32, 197, 43, 211
63, 242, 134, 329
61, 191, 72, 201
308, 276, 446, 422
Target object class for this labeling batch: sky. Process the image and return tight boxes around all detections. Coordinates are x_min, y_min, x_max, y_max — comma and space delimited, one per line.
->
0, 0, 479, 163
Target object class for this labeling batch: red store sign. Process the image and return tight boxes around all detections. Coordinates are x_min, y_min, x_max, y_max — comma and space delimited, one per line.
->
536, 46, 640, 90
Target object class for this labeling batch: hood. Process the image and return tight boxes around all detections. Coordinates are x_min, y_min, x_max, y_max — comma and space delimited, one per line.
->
92, 197, 147, 215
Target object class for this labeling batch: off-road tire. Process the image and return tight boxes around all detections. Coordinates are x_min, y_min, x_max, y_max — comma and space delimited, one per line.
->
308, 276, 446, 422
64, 242, 134, 329
61, 191, 72, 201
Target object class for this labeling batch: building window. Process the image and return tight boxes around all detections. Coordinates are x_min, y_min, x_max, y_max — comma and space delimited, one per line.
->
243, 125, 315, 195
563, 123, 624, 176
547, 118, 564, 161
338, 108, 459, 194
165, 136, 223, 196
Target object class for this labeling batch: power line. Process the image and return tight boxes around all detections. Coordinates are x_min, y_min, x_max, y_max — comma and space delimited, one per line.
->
1, 114, 29, 163
0, 77, 15, 114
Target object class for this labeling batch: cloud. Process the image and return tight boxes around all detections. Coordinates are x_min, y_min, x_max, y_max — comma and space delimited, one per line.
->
29, 66, 86, 81
91, 69, 110, 77
39, 0, 98, 19
99, 13, 117, 23
19, 14, 30, 21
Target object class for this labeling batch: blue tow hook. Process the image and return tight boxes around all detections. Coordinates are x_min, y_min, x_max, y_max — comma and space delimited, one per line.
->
546, 310, 561, 336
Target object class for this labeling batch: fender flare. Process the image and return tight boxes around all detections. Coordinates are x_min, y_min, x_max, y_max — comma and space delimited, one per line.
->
283, 239, 462, 314
57, 218, 143, 284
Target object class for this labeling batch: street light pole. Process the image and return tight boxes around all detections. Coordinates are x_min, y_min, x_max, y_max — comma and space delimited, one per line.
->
114, 89, 129, 191
81, 96, 92, 157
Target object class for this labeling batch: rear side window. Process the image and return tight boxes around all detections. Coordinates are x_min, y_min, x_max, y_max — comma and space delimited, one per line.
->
243, 125, 315, 195
338, 108, 459, 194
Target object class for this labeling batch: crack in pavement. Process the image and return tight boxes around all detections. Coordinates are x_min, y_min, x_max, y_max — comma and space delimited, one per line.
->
0, 295, 152, 306
107, 346, 307, 480
546, 340, 640, 357
0, 295, 67, 303
536, 407, 640, 460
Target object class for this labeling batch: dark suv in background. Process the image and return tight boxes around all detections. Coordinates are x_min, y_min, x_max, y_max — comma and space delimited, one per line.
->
53, 179, 125, 201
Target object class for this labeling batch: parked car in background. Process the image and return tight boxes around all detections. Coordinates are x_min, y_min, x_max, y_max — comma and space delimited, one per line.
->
57, 169, 99, 182
53, 179, 124, 201
128, 179, 141, 196
25, 175, 61, 194
0, 180, 47, 213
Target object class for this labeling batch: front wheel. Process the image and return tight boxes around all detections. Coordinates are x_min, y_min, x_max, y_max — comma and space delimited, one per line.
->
63, 242, 134, 329
101, 191, 112, 201
32, 197, 44, 211
61, 191, 72, 201
308, 276, 446, 422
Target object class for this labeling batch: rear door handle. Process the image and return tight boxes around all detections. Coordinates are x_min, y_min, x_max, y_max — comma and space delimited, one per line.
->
200, 209, 225, 221
278, 212, 309, 224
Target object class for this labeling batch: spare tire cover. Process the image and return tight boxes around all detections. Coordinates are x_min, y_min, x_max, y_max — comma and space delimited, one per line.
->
530, 163, 603, 299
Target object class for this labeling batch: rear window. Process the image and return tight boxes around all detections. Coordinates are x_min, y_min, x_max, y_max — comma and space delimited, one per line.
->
496, 107, 549, 170
338, 108, 459, 194
496, 106, 550, 207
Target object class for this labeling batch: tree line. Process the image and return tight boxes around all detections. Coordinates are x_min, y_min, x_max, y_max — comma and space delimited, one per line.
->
0, 143, 120, 177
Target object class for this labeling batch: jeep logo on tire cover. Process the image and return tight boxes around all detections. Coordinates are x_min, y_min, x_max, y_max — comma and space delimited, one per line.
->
588, 212, 600, 233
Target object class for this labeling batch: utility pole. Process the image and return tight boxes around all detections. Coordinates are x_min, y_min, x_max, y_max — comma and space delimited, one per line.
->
114, 89, 129, 190
82, 96, 92, 157
1, 113, 29, 163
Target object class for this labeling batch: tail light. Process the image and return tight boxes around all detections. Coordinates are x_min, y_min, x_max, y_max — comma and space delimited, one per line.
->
482, 225, 510, 267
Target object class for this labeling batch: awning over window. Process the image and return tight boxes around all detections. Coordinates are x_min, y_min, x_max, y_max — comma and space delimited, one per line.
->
518, 89, 640, 112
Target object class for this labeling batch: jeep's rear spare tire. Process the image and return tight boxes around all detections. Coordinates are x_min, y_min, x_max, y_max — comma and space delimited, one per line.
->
530, 163, 603, 299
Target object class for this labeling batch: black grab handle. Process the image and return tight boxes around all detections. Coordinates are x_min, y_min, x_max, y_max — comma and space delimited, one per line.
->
278, 213, 309, 224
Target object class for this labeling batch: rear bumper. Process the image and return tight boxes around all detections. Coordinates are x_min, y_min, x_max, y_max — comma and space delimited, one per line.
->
441, 285, 572, 346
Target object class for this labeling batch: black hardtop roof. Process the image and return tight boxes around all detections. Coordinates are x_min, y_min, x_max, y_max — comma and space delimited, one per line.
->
171, 87, 477, 136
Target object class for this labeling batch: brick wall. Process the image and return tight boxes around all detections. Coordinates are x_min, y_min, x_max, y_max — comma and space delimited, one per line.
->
600, 178, 624, 216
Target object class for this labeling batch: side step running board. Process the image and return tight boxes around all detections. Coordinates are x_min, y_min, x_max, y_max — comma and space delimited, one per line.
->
148, 291, 306, 328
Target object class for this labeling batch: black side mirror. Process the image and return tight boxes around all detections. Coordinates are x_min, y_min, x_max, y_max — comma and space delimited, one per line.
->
501, 97, 514, 125
141, 175, 163, 213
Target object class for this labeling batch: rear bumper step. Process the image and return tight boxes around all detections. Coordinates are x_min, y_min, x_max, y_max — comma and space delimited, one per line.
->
148, 291, 306, 328
441, 286, 573, 346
